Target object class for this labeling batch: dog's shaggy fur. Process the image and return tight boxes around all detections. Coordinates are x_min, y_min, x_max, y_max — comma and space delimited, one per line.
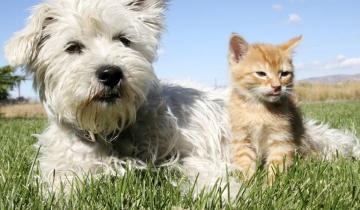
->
5, 0, 360, 196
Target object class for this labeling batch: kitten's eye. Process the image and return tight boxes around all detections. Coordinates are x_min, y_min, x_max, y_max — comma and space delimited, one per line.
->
65, 41, 85, 54
280, 71, 291, 77
255, 71, 267, 77
113, 34, 131, 47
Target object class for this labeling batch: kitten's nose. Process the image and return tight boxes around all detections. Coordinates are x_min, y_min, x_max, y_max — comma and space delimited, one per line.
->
271, 85, 282, 92
96, 65, 124, 88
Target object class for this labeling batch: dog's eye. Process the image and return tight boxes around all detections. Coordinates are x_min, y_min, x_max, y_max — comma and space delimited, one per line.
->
65, 41, 85, 54
113, 34, 131, 47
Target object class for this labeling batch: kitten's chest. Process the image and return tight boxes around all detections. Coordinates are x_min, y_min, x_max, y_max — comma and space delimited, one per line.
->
246, 111, 291, 154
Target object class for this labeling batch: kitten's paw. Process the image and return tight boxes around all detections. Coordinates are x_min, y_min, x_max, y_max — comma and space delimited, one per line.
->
242, 169, 256, 181
266, 171, 276, 186
241, 164, 257, 181
266, 163, 282, 186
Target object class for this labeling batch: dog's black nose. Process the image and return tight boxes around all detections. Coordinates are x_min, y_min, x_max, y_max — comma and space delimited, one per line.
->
96, 65, 123, 88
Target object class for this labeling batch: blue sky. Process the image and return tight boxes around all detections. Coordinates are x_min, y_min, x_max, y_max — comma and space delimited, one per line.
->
1, 0, 359, 98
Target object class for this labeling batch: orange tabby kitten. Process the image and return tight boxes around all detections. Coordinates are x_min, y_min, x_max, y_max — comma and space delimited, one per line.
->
228, 34, 307, 184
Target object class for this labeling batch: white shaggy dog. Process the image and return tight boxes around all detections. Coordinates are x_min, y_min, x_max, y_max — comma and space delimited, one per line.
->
5, 0, 360, 196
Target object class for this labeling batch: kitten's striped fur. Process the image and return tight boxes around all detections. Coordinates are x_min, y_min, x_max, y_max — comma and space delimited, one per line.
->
228, 34, 316, 184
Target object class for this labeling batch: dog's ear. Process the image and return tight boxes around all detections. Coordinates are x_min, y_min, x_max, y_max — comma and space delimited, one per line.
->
126, 0, 167, 11
5, 4, 54, 68
126, 0, 167, 36
229, 33, 249, 64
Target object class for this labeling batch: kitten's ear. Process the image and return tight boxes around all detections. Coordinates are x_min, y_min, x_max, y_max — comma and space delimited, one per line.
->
229, 33, 249, 64
5, 4, 53, 68
280, 35, 303, 53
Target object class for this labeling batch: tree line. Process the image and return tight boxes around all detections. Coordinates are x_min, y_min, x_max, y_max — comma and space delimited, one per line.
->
0, 66, 26, 100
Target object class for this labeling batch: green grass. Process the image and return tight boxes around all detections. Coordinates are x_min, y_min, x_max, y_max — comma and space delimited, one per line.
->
1, 101, 360, 209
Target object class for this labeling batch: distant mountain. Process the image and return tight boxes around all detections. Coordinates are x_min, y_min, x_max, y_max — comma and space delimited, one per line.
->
299, 73, 360, 84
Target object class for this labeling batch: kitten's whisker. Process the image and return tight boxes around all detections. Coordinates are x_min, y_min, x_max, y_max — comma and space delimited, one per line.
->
284, 91, 296, 97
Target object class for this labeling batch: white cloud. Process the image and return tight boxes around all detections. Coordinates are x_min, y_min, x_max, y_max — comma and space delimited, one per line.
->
324, 56, 360, 70
336, 54, 346, 61
272, 4, 283, 12
288, 13, 302, 24
296, 55, 360, 70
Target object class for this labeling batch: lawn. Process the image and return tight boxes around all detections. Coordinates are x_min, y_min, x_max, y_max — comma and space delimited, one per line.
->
0, 101, 359, 209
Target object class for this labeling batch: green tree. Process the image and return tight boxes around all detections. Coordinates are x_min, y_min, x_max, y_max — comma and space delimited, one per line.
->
0, 66, 26, 100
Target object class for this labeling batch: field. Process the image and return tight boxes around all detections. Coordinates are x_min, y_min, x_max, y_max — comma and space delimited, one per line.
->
0, 101, 360, 209
296, 82, 360, 102
0, 103, 46, 118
